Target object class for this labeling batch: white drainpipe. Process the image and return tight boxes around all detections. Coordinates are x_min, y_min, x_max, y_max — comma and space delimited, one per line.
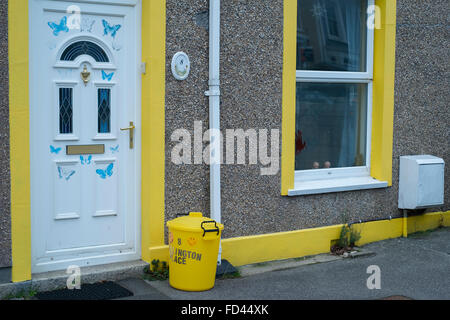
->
205, 0, 222, 265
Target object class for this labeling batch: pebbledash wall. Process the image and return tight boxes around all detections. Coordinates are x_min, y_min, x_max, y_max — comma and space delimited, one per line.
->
0, 0, 11, 268
0, 0, 449, 271
164, 0, 449, 239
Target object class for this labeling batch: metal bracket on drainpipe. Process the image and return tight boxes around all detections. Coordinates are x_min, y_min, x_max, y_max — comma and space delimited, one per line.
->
205, 89, 221, 97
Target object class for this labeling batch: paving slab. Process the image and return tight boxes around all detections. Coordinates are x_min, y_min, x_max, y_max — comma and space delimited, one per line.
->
115, 278, 171, 300
238, 253, 342, 277
0, 268, 11, 284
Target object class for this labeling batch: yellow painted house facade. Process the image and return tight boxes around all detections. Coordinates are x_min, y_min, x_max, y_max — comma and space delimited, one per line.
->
3, 0, 449, 283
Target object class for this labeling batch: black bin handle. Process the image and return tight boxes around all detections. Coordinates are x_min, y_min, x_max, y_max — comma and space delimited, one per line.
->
201, 220, 219, 237
176, 213, 189, 217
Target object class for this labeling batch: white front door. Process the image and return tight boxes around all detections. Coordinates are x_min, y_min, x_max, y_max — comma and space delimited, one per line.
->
30, 0, 141, 273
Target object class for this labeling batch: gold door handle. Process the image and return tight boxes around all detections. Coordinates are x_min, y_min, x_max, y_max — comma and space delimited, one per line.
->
120, 121, 135, 149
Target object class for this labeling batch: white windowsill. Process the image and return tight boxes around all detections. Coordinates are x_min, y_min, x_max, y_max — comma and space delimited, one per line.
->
288, 176, 388, 196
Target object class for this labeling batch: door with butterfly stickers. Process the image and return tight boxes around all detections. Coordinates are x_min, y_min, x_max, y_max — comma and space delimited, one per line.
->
30, 0, 141, 273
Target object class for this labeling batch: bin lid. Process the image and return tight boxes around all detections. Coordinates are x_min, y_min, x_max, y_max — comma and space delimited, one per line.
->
167, 212, 224, 233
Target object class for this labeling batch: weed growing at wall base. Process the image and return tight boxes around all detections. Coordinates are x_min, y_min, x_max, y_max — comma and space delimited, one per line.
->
143, 259, 169, 281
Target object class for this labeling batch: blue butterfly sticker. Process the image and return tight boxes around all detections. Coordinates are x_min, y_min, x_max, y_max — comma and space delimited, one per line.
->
96, 163, 114, 179
50, 145, 62, 154
112, 40, 122, 51
80, 155, 92, 165
48, 16, 69, 36
80, 19, 95, 33
48, 42, 57, 50
102, 19, 121, 38
102, 70, 114, 81
58, 166, 75, 181
110, 145, 119, 154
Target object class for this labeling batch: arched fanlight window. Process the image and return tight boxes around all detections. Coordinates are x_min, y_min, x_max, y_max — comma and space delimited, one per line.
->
60, 41, 109, 62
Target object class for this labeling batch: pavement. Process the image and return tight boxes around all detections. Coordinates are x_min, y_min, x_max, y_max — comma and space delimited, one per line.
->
115, 227, 450, 300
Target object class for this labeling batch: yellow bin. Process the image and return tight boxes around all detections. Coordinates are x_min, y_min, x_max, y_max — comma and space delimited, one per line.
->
166, 212, 224, 291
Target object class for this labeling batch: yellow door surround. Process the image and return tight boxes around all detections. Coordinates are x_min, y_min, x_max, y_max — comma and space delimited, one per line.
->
8, 0, 166, 282
9, 0, 31, 283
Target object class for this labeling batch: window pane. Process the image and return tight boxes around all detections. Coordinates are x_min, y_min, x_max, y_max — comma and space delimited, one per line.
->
98, 89, 111, 133
59, 88, 73, 134
295, 83, 367, 170
61, 41, 109, 62
297, 0, 367, 72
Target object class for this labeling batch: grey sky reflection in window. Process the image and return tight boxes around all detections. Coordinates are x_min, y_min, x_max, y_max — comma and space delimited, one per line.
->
297, 0, 367, 72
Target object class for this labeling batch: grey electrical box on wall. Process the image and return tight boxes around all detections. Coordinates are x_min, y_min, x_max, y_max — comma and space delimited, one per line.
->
398, 155, 445, 209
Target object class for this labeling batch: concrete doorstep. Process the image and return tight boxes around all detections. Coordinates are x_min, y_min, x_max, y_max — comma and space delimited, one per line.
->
0, 260, 149, 299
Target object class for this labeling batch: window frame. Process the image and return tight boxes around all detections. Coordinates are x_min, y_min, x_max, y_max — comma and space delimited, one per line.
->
58, 87, 74, 134
93, 82, 117, 141
53, 81, 79, 141
281, 0, 397, 197
294, 0, 377, 188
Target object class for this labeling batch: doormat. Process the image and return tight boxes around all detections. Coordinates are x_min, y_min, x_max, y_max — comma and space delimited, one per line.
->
36, 281, 133, 300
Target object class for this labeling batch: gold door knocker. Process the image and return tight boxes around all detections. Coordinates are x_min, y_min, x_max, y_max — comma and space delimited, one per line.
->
81, 65, 91, 86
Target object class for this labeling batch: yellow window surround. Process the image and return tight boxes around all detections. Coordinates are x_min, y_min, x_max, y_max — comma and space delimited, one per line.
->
281, 0, 397, 195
